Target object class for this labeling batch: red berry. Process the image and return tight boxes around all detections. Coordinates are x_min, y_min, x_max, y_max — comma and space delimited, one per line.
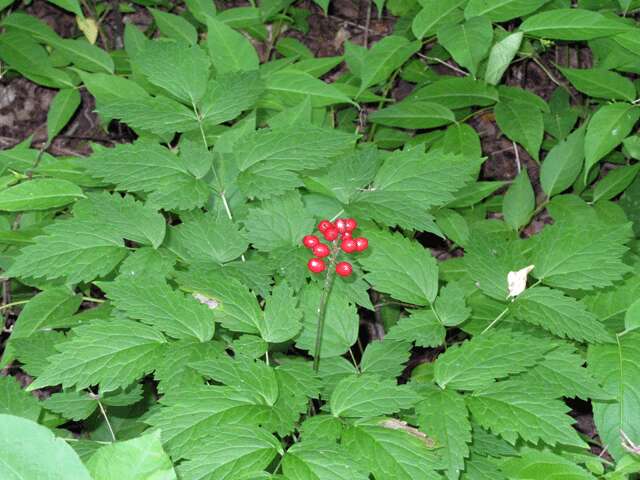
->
341, 238, 357, 253
303, 235, 319, 249
335, 218, 347, 233
312, 243, 330, 257
308, 258, 326, 273
345, 218, 357, 232
336, 261, 353, 277
355, 237, 369, 252
318, 220, 333, 232
324, 227, 339, 241
342, 231, 352, 240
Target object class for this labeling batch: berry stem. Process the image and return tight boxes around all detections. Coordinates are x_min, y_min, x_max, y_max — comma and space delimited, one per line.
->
312, 242, 340, 372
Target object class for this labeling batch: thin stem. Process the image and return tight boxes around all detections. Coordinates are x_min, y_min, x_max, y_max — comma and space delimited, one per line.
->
82, 296, 105, 304
312, 244, 340, 372
89, 390, 117, 442
265, 350, 270, 366
348, 348, 360, 373
367, 68, 402, 141
531, 56, 575, 100
0, 299, 29, 311
480, 307, 509, 335
191, 102, 245, 262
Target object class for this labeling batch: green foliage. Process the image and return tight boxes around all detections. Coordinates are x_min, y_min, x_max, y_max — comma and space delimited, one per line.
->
0, 0, 639, 478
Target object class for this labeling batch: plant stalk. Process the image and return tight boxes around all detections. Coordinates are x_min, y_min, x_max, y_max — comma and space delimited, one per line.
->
312, 243, 340, 372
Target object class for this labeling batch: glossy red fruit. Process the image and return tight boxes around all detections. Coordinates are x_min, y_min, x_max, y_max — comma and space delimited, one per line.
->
303, 235, 320, 249
345, 218, 357, 232
336, 261, 353, 277
323, 227, 339, 241
355, 237, 369, 252
335, 218, 347, 233
308, 258, 326, 273
318, 220, 333, 232
342, 231, 352, 240
312, 243, 330, 258
341, 238, 357, 253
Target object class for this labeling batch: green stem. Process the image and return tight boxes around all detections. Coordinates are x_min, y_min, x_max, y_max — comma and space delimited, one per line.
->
0, 299, 29, 311
82, 296, 105, 304
312, 243, 340, 372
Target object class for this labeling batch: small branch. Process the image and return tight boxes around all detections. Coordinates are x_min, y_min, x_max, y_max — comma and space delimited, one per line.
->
363, 0, 372, 48
531, 56, 575, 100
480, 307, 509, 334
512, 142, 522, 173
82, 296, 105, 304
416, 53, 468, 76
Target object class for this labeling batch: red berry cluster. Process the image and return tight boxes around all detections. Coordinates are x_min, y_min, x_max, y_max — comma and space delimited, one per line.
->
303, 218, 369, 277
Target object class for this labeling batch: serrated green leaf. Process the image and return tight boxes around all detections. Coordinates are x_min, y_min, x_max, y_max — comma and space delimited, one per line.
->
199, 70, 264, 127
86, 142, 209, 210
245, 191, 315, 252
352, 148, 479, 231
42, 391, 97, 421
174, 268, 262, 335
145, 385, 272, 458
173, 213, 247, 264
6, 219, 128, 283
47, 88, 81, 142
207, 17, 259, 74
0, 414, 91, 479
356, 35, 421, 95
438, 16, 493, 77
360, 339, 411, 379
561, 67, 636, 102
520, 9, 631, 40
265, 69, 353, 107
0, 179, 84, 211
87, 430, 177, 480
540, 126, 585, 197
435, 281, 471, 327
177, 426, 281, 480
593, 163, 640, 203
257, 281, 302, 343
369, 100, 455, 129
500, 448, 596, 480
465, 0, 550, 21
495, 98, 544, 161
412, 0, 466, 40
503, 169, 535, 230
588, 330, 640, 460
417, 388, 471, 480
435, 208, 470, 246
134, 41, 210, 104
150, 8, 197, 45
512, 286, 612, 343
191, 356, 278, 406
359, 229, 439, 306
516, 345, 612, 401
27, 318, 166, 393
99, 277, 215, 342
386, 309, 446, 347
0, 376, 41, 421
531, 220, 633, 290
1, 287, 81, 368
97, 96, 198, 135
330, 374, 419, 418
342, 423, 441, 480
12, 331, 66, 377
283, 441, 369, 480
434, 331, 552, 390
467, 381, 586, 447
74, 192, 166, 248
